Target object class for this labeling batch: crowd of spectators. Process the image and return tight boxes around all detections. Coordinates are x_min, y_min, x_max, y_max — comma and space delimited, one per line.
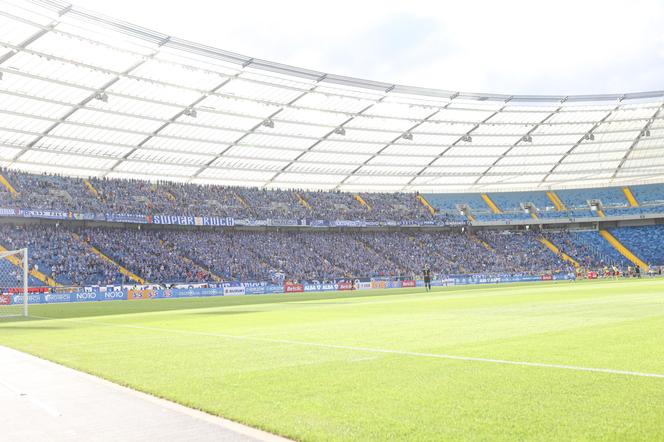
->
0, 224, 121, 286
83, 228, 212, 284
0, 169, 437, 222
478, 230, 575, 274
2, 169, 664, 223
0, 170, 104, 213
0, 223, 582, 286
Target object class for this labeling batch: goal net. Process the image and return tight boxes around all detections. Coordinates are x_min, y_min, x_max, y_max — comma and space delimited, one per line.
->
0, 248, 28, 317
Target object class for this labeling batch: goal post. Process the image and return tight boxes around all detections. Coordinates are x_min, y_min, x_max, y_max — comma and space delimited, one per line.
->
0, 248, 29, 318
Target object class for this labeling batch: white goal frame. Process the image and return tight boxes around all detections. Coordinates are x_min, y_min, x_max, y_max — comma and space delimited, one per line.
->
0, 248, 29, 317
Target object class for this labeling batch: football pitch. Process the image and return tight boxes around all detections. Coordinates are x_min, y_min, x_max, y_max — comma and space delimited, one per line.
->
2, 279, 664, 441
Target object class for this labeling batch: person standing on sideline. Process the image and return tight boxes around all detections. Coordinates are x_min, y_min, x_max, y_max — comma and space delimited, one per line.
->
423, 266, 432, 292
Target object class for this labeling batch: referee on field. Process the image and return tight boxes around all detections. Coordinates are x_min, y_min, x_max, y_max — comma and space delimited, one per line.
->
423, 266, 432, 292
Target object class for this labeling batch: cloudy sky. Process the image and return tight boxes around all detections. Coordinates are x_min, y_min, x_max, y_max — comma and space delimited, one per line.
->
75, 0, 664, 96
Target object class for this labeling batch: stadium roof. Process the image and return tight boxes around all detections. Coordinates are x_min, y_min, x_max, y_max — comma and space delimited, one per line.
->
1, 0, 664, 192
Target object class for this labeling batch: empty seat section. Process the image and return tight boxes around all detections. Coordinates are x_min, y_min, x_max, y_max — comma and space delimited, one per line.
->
424, 193, 486, 212
489, 191, 552, 211
546, 231, 629, 268
609, 226, 664, 266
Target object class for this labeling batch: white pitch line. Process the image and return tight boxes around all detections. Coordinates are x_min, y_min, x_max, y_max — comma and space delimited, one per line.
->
29, 315, 664, 380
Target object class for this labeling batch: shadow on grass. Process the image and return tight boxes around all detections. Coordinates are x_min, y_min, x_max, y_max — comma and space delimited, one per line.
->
191, 309, 258, 316
0, 325, 65, 330
16, 281, 571, 322
22, 288, 425, 322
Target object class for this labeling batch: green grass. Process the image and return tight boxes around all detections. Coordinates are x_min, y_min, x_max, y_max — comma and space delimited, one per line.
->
2, 279, 664, 440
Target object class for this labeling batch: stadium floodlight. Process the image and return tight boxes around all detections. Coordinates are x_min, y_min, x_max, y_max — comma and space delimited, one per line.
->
262, 119, 275, 128
402, 132, 413, 140
333, 127, 346, 136
183, 108, 197, 118
93, 92, 108, 102
0, 248, 29, 318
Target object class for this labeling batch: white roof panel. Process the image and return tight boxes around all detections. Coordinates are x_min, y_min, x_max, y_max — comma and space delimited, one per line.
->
0, 0, 662, 192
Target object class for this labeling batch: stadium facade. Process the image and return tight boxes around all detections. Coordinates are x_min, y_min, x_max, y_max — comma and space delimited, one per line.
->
0, 0, 663, 295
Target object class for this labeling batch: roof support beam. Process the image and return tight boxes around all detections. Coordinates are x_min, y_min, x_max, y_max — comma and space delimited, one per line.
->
334, 107, 445, 190
104, 74, 236, 176
263, 96, 387, 186
471, 105, 563, 185
10, 150, 664, 179
2, 84, 657, 144
190, 83, 324, 181
14, 0, 664, 103
611, 102, 664, 181
2, 63, 663, 134
6, 114, 664, 166
540, 98, 624, 186
0, 3, 70, 65
9, 34, 171, 167
5, 134, 663, 173
401, 100, 512, 191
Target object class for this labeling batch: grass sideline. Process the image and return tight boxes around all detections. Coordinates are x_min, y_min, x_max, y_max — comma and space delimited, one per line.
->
2, 278, 664, 440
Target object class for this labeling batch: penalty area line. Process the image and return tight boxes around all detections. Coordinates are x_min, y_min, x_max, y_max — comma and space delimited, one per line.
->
30, 315, 664, 380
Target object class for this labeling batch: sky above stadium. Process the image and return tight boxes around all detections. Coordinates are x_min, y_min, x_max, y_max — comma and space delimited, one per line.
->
73, 0, 664, 96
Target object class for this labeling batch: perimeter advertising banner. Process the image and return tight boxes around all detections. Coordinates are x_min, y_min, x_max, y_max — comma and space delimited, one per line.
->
101, 291, 128, 301
128, 288, 158, 300
223, 286, 246, 296
5, 273, 576, 306
370, 278, 403, 289
285, 282, 304, 293
304, 282, 338, 292
266, 284, 285, 294
240, 282, 269, 295
72, 292, 102, 302
43, 293, 72, 303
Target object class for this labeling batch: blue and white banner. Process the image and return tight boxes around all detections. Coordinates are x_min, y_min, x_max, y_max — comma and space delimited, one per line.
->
105, 213, 148, 224
151, 215, 234, 227
0, 207, 471, 228
22, 209, 70, 220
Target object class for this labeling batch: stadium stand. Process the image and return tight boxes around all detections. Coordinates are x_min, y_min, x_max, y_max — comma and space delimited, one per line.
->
545, 230, 630, 269
609, 226, 664, 266
631, 184, 664, 205
0, 223, 600, 286
557, 187, 627, 208
0, 172, 663, 287
2, 169, 664, 222
0, 165, 663, 288
0, 224, 121, 286
489, 191, 553, 212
